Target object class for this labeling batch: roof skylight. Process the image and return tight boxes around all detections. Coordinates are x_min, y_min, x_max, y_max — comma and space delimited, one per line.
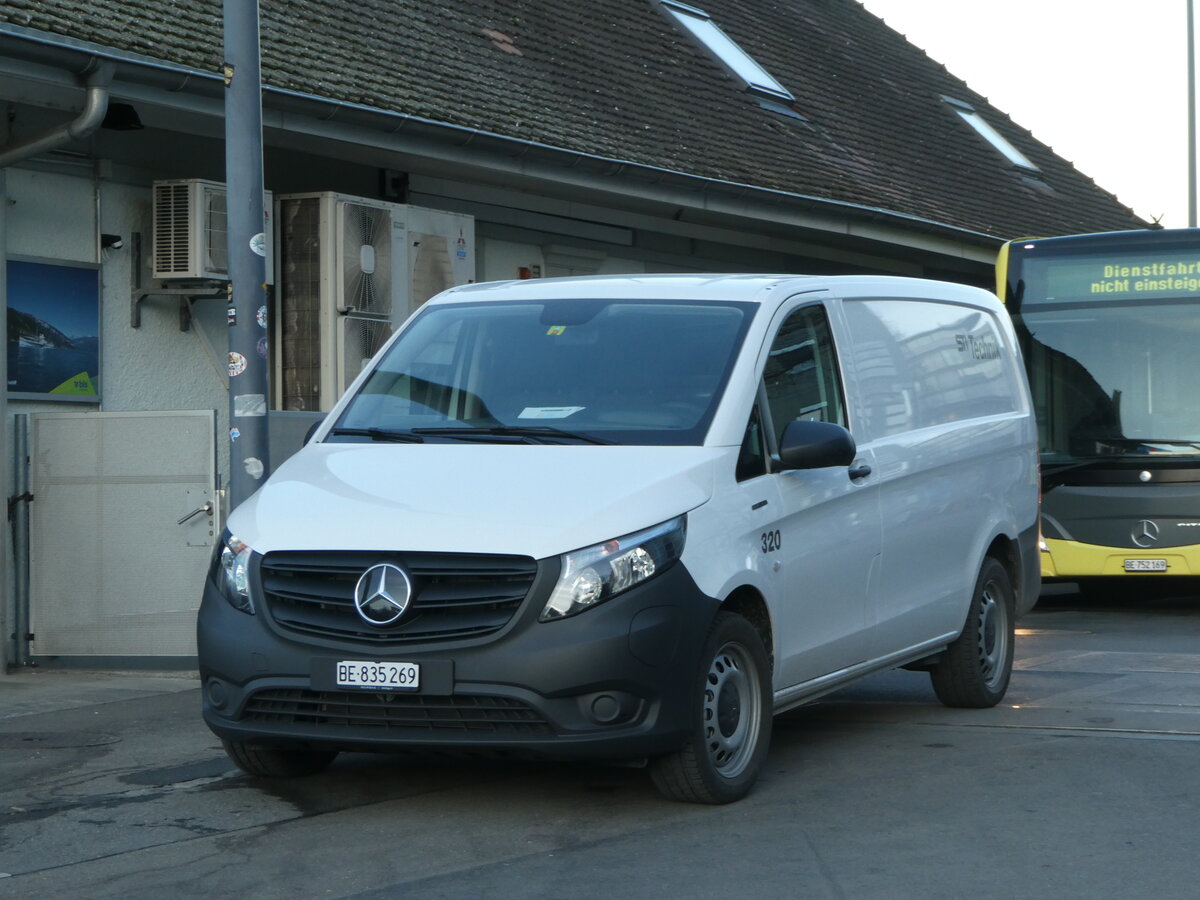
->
660, 0, 795, 103
943, 96, 1038, 171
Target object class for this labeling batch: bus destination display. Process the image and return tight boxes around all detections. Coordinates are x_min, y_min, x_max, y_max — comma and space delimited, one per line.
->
1020, 250, 1200, 304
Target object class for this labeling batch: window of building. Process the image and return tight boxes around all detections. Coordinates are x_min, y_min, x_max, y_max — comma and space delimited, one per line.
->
943, 96, 1038, 171
660, 0, 795, 103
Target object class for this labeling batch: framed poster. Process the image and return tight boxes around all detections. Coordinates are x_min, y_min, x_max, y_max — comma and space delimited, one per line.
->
6, 257, 101, 401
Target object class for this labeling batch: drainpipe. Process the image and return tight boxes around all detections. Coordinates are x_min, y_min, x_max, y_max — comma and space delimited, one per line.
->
0, 59, 113, 674
0, 60, 114, 168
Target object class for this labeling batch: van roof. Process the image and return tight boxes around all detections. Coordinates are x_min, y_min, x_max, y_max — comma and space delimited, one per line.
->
433, 273, 999, 308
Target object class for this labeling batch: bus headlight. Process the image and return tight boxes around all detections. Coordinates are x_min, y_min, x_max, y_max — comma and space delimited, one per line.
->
541, 516, 686, 621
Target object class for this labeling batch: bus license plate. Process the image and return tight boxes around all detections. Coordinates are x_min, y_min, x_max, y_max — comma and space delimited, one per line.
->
336, 661, 420, 690
1124, 559, 1168, 572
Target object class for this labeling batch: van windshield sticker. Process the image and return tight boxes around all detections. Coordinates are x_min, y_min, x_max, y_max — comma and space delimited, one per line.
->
546, 325, 567, 335
519, 406, 585, 419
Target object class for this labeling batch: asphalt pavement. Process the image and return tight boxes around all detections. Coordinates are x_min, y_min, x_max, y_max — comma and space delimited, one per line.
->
2, 588, 1200, 899
0, 668, 200, 724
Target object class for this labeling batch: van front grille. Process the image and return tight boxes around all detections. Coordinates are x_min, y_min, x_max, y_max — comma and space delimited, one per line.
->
243, 689, 551, 733
259, 551, 537, 644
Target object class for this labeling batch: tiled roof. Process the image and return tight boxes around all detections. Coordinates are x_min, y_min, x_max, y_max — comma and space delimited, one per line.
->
0, 0, 1145, 240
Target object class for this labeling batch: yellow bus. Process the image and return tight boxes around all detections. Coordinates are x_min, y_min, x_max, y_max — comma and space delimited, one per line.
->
997, 228, 1200, 592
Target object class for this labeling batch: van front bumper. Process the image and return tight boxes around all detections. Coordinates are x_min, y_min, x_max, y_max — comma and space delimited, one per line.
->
198, 560, 719, 761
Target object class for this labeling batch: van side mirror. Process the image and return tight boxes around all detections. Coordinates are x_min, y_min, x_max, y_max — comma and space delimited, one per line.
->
776, 419, 856, 470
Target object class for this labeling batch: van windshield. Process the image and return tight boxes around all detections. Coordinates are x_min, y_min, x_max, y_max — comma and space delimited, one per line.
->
331, 298, 757, 446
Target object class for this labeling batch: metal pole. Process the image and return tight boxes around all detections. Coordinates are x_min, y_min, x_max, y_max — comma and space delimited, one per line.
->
1190, 0, 1196, 227
223, 0, 271, 508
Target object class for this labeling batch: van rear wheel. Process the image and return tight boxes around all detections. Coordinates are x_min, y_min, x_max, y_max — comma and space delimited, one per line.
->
222, 739, 338, 778
930, 557, 1015, 708
650, 611, 772, 804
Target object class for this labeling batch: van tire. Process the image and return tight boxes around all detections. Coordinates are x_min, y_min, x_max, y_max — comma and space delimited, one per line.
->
930, 557, 1015, 708
650, 611, 772, 804
222, 739, 338, 778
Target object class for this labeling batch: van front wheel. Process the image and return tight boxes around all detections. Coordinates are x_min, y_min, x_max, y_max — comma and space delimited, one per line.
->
930, 557, 1015, 708
650, 612, 772, 804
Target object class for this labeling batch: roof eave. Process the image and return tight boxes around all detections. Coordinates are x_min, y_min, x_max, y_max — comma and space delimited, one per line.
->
0, 23, 1001, 263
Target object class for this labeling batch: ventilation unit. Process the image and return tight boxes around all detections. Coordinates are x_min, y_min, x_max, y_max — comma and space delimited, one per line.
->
151, 178, 274, 282
274, 191, 474, 411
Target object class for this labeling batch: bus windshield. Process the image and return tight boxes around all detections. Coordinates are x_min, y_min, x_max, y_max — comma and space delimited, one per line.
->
1004, 233, 1200, 463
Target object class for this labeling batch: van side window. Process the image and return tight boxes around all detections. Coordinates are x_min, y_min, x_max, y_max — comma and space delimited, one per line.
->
736, 404, 768, 481
842, 299, 1017, 440
762, 305, 846, 447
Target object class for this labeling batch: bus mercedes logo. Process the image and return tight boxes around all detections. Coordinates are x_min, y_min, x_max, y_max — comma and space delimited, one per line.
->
353, 563, 412, 626
1131, 520, 1160, 548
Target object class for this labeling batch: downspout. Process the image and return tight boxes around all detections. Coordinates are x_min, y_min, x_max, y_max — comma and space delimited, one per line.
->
0, 59, 114, 167
0, 59, 113, 674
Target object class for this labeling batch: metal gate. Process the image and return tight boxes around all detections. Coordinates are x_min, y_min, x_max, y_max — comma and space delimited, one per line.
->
27, 410, 217, 660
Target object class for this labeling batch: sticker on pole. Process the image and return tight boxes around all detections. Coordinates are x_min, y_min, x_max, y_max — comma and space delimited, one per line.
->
250, 233, 267, 257
233, 393, 267, 417
228, 352, 248, 377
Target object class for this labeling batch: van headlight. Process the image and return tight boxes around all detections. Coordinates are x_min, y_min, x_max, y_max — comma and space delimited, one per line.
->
212, 530, 255, 614
541, 516, 686, 621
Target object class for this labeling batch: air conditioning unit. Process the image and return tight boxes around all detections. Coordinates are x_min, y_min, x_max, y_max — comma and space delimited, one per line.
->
274, 191, 475, 411
151, 178, 275, 283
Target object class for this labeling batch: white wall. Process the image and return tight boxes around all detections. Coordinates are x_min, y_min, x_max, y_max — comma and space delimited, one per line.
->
8, 169, 96, 257
479, 236, 648, 283
479, 237, 544, 283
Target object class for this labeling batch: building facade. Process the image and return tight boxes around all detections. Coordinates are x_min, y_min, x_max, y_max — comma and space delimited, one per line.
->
0, 0, 1144, 667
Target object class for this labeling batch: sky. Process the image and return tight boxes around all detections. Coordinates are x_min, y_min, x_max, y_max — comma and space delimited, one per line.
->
858, 1, 1194, 228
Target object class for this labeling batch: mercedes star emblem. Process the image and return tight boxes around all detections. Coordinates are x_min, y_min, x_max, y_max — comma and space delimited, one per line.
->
353, 562, 413, 626
1131, 519, 1160, 549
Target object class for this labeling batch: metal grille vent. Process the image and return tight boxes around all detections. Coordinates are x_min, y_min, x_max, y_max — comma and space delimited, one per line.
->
278, 196, 323, 411
152, 181, 193, 277
339, 203, 394, 316
338, 316, 393, 394
203, 189, 228, 274
243, 689, 551, 733
260, 551, 538, 644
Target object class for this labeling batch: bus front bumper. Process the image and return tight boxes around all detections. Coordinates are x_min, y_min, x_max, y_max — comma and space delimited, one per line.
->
1041, 537, 1200, 578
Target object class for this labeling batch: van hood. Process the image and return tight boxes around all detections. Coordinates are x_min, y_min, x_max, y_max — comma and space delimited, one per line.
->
228, 443, 721, 559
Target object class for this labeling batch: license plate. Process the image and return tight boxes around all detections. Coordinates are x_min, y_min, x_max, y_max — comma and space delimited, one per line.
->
336, 660, 420, 690
1124, 559, 1168, 572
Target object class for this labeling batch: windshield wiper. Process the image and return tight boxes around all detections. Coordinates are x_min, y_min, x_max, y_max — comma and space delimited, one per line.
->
412, 425, 613, 445
328, 427, 425, 443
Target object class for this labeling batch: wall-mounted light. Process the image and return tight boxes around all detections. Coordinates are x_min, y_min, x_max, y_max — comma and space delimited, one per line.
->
101, 233, 124, 250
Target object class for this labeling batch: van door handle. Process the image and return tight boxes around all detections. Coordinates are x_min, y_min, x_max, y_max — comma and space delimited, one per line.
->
848, 463, 872, 481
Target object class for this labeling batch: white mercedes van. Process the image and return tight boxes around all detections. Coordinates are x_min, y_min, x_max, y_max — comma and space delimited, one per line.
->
198, 274, 1040, 804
